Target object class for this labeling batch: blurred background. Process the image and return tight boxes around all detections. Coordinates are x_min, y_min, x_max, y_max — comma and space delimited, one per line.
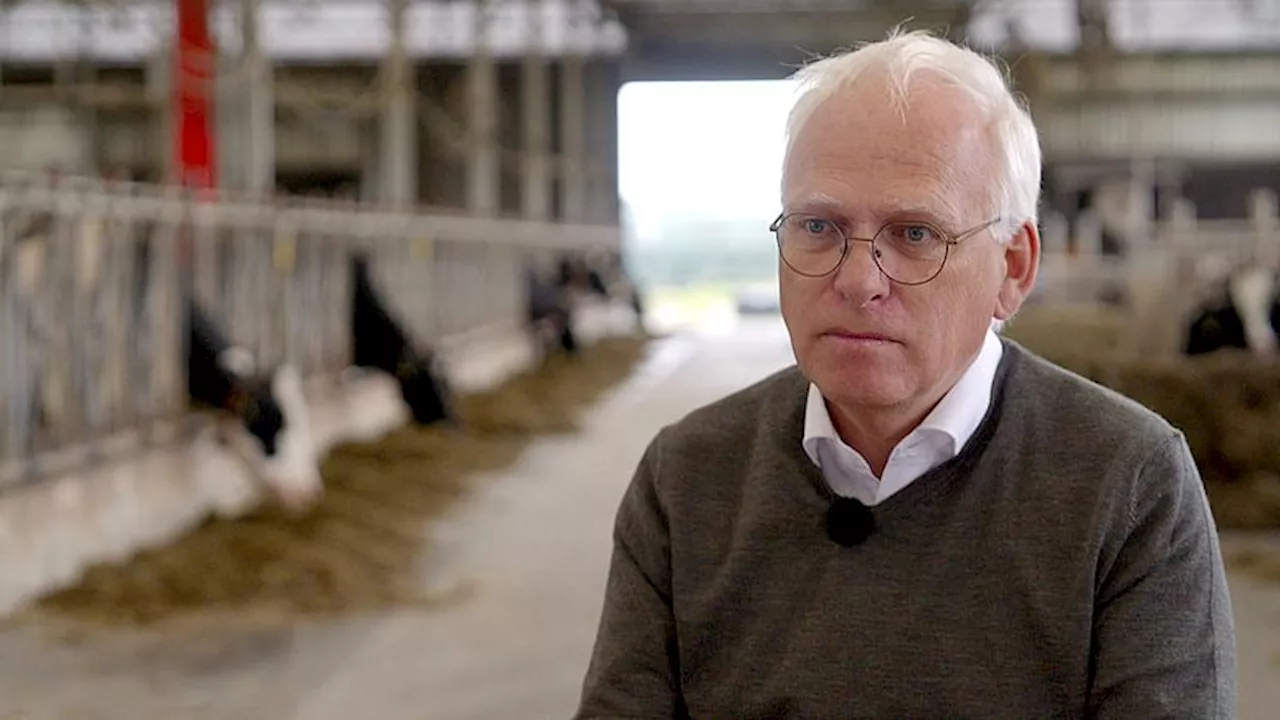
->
1, 0, 1279, 717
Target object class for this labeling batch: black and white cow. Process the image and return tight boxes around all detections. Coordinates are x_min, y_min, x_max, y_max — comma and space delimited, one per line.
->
1185, 264, 1280, 357
558, 251, 646, 325
350, 254, 453, 426
527, 264, 579, 358
186, 294, 324, 512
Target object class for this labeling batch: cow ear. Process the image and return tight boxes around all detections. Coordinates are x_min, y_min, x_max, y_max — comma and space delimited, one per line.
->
217, 347, 257, 378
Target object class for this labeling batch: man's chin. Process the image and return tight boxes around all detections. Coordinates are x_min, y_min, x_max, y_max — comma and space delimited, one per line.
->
809, 366, 913, 411
823, 385, 910, 412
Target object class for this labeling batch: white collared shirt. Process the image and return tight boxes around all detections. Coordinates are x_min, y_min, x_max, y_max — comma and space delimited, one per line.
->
802, 329, 1004, 506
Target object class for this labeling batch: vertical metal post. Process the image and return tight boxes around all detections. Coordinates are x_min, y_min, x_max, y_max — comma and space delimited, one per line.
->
241, 0, 274, 194
1076, 0, 1113, 89
173, 0, 218, 189
559, 56, 586, 223
381, 0, 417, 205
584, 59, 619, 225
147, 44, 173, 184
468, 0, 500, 215
521, 0, 551, 220
75, 0, 101, 175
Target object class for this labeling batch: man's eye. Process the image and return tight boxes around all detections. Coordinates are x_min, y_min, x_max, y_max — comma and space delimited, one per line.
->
804, 219, 831, 234
886, 223, 938, 244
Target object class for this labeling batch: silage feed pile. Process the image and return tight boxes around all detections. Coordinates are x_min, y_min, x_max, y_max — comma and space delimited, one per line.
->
1004, 305, 1280, 530
22, 335, 651, 630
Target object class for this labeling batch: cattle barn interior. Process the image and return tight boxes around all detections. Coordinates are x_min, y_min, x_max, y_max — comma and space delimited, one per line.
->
0, 0, 1279, 717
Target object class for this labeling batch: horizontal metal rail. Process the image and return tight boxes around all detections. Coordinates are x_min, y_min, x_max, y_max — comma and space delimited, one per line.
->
0, 170, 621, 489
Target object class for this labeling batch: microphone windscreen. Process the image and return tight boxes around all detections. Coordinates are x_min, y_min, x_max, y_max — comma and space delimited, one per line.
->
825, 497, 876, 547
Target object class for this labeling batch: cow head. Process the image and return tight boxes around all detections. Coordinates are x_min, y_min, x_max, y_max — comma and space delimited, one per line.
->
394, 351, 454, 426
220, 362, 324, 514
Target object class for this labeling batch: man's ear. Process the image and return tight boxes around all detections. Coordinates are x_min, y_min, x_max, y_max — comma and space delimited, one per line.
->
994, 220, 1040, 321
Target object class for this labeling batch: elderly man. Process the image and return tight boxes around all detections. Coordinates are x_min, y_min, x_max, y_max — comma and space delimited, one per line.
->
575, 30, 1236, 719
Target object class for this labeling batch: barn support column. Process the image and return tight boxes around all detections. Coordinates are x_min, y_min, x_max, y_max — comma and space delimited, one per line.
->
215, 55, 239, 189
1076, 0, 1114, 89
559, 55, 586, 223
240, 0, 274, 193
62, 0, 101, 175
467, 0, 500, 215
584, 58, 620, 225
146, 46, 173, 183
173, 0, 218, 188
218, 0, 274, 193
520, 0, 552, 221
379, 0, 417, 206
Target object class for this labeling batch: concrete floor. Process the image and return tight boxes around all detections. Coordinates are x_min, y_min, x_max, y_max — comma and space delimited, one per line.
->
0, 315, 1278, 719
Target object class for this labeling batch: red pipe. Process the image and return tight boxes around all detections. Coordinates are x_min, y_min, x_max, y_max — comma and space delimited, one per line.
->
173, 0, 217, 190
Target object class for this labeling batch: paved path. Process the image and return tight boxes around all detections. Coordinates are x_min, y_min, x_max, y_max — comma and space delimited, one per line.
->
0, 316, 1277, 719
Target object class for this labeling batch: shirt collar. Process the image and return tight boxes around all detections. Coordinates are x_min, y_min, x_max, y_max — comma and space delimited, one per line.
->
803, 329, 1004, 464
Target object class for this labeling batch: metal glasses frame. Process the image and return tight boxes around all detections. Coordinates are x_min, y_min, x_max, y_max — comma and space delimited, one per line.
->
769, 212, 1003, 286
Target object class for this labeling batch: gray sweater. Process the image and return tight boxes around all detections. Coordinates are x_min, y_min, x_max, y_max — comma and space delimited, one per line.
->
575, 340, 1236, 719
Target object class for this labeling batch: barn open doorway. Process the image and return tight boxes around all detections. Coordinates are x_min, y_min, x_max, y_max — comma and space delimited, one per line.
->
618, 79, 793, 330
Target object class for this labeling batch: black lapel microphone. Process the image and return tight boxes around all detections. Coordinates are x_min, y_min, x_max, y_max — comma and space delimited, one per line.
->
825, 497, 876, 547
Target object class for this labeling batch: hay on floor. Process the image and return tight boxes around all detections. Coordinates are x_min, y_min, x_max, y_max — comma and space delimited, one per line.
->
21, 335, 651, 631
1006, 304, 1280, 529
1226, 545, 1280, 584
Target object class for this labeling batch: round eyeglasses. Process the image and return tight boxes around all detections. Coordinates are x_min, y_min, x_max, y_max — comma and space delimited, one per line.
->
770, 212, 1002, 286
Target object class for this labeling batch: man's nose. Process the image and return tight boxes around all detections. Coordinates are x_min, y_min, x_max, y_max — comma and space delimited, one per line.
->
832, 238, 890, 306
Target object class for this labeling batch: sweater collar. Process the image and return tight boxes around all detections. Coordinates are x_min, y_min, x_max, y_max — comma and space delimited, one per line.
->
773, 337, 1025, 502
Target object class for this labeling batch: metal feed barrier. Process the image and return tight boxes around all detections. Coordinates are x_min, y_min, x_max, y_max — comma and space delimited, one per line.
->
1030, 189, 1280, 358
0, 171, 621, 490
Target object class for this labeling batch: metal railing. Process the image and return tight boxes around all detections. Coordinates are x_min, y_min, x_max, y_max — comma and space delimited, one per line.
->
1036, 189, 1280, 297
1030, 188, 1280, 357
0, 170, 620, 489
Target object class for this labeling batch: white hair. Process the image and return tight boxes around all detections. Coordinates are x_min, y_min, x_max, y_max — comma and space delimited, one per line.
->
782, 28, 1043, 242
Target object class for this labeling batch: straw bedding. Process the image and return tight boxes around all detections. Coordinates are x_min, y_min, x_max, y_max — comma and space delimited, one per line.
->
16, 335, 651, 631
